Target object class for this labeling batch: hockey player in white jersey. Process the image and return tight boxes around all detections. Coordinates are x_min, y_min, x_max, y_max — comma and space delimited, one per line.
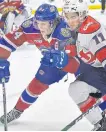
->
0, 0, 32, 35
0, 1, 106, 131
63, 0, 106, 130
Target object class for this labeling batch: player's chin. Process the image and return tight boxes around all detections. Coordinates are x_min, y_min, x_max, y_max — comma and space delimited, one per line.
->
68, 25, 76, 31
70, 26, 77, 31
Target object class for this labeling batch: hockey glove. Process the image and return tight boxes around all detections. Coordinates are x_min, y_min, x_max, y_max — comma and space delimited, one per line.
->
41, 49, 68, 68
0, 59, 10, 83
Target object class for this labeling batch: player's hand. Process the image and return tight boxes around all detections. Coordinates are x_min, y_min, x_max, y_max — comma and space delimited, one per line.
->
41, 49, 68, 68
0, 59, 10, 83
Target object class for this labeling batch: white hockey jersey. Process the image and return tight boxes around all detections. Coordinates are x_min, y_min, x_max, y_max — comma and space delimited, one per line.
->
76, 15, 106, 68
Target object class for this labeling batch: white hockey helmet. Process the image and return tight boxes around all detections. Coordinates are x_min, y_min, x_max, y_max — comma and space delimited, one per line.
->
63, 0, 88, 19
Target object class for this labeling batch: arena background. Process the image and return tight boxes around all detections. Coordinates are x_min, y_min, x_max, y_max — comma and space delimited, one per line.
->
29, 0, 106, 15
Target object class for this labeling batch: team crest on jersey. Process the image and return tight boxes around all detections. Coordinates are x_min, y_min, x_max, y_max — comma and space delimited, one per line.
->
76, 43, 96, 64
22, 20, 32, 28
61, 28, 71, 37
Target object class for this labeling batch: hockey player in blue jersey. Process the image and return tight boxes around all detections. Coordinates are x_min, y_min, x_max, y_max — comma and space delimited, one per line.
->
0, 2, 106, 131
0, 3, 80, 125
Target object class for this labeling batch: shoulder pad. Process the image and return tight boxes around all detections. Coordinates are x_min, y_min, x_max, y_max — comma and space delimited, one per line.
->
79, 16, 101, 34
60, 28, 71, 37
21, 19, 33, 28
52, 18, 72, 40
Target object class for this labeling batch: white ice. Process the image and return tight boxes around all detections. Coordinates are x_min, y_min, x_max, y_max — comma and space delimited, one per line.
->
0, 10, 106, 131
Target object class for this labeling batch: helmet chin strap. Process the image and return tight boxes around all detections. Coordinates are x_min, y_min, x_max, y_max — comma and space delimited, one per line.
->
75, 14, 87, 32
75, 23, 81, 32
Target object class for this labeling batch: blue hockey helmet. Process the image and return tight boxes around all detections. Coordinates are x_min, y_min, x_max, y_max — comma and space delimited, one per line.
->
34, 3, 59, 21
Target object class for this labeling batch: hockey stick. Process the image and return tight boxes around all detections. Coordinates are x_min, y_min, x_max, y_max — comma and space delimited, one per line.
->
2, 78, 8, 131
61, 96, 106, 131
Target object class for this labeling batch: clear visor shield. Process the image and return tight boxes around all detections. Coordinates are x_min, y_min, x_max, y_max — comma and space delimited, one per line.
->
62, 9, 87, 23
62, 12, 84, 31
33, 17, 56, 30
33, 18, 55, 37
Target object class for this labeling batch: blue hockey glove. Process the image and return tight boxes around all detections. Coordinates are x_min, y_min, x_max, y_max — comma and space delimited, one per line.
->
0, 59, 10, 83
41, 49, 68, 68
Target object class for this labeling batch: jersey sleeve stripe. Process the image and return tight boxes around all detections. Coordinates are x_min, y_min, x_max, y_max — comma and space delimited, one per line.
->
0, 44, 12, 52
3, 36, 17, 48
0, 38, 16, 52
95, 47, 106, 63
1, 37, 17, 52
